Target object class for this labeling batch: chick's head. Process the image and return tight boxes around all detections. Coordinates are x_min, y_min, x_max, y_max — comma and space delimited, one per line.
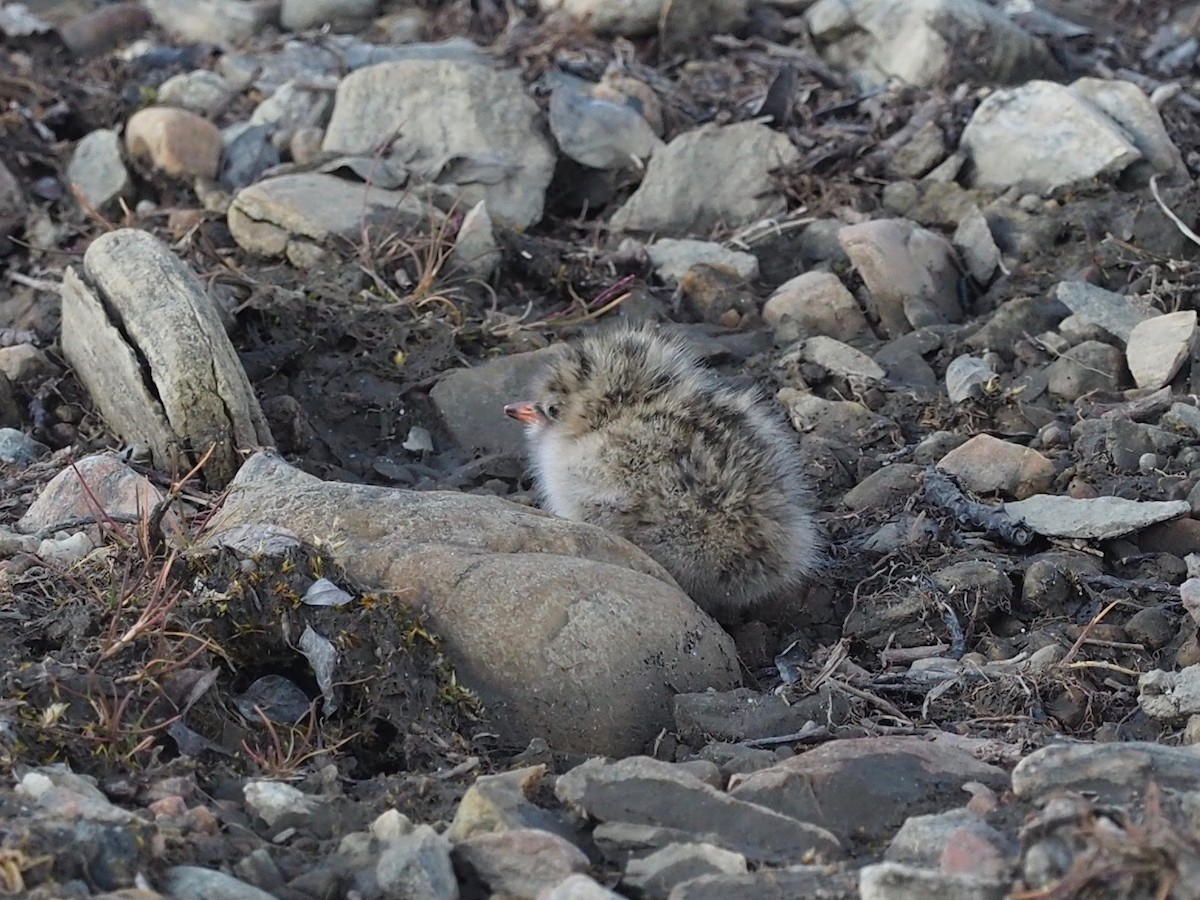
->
504, 325, 694, 439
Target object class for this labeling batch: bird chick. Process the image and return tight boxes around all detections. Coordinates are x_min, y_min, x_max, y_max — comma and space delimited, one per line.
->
504, 325, 822, 619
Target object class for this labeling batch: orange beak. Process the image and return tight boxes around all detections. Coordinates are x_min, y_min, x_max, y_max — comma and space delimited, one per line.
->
504, 401, 547, 426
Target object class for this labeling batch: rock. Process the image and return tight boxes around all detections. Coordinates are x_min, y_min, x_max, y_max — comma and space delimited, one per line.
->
0, 343, 59, 384
281, 0, 377, 30
936, 434, 1055, 499
450, 200, 501, 281
672, 686, 849, 744
1045, 340, 1125, 399
962, 81, 1144, 192
1011, 741, 1200, 803
952, 206, 1001, 284
837, 218, 962, 338
446, 766, 572, 842
804, 0, 1057, 89
778, 390, 895, 444
1124, 606, 1177, 650
886, 809, 1007, 869
157, 70, 238, 115
1164, 402, 1200, 437
203, 452, 739, 755
243, 781, 326, 829
431, 346, 561, 457
1139, 667, 1200, 723
610, 122, 799, 236
542, 874, 624, 899
0, 428, 49, 465
890, 121, 947, 179
60, 229, 274, 488
726, 736, 1008, 845
323, 60, 555, 228
623, 842, 746, 899
549, 79, 664, 170
697, 743, 780, 778
163, 867, 279, 900
453, 829, 589, 897
58, 3, 152, 57
0, 372, 18, 428
227, 173, 438, 265
798, 336, 885, 382
142, 0, 278, 45
667, 866, 858, 899
375, 825, 458, 900
538, 0, 746, 38
1126, 310, 1196, 389
646, 239, 759, 283
249, 80, 334, 150
843, 464, 923, 511
1003, 494, 1191, 540
220, 123, 280, 192
859, 862, 1007, 900
125, 107, 222, 179
1054, 281, 1154, 343
944, 354, 998, 403
0, 159, 23, 239
761, 272, 868, 341
1069, 77, 1187, 182
555, 756, 842, 863
17, 453, 171, 535
67, 129, 132, 210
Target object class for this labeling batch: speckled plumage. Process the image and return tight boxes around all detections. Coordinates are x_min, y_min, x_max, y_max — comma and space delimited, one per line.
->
505, 324, 822, 618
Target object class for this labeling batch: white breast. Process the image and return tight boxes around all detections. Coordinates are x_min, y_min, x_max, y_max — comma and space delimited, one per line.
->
530, 431, 621, 521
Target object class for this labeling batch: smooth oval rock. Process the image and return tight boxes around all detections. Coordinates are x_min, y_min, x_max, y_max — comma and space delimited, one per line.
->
125, 107, 222, 179
202, 452, 740, 755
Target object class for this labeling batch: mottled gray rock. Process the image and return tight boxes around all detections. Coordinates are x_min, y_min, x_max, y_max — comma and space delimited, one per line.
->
673, 686, 849, 744
623, 842, 746, 899
203, 453, 739, 755
542, 874, 625, 899
936, 434, 1055, 499
1045, 340, 1124, 399
157, 69, 238, 114
796, 336, 885, 382
0, 428, 48, 465
143, 0, 278, 45
281, 0, 376, 30
376, 825, 458, 900
17, 453, 172, 535
1012, 741, 1200, 803
842, 464, 923, 511
838, 218, 962, 338
1003, 495, 1191, 540
450, 200, 501, 280
163, 866, 279, 900
668, 865, 859, 899
538, 0, 746, 38
453, 829, 589, 897
60, 229, 274, 488
323, 60, 555, 228
610, 122, 798, 236
549, 79, 663, 170
859, 862, 1007, 900
727, 736, 1008, 845
430, 346, 560, 457
761, 271, 868, 342
1070, 76, 1187, 182
249, 79, 335, 150
67, 129, 132, 210
555, 756, 842, 863
805, 0, 1057, 89
1139, 667, 1200, 723
446, 766, 573, 843
962, 80, 1142, 192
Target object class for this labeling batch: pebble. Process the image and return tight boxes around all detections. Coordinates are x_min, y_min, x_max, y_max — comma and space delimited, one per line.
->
0, 427, 50, 464
1003, 494, 1192, 540
646, 239, 759, 283
1125, 309, 1196, 389
1045, 340, 1124, 399
0, 343, 59, 384
1054, 281, 1153, 343
68, 129, 133, 210
761, 271, 868, 341
58, 2, 152, 58
281, 0, 378, 30
157, 70, 238, 115
125, 107, 223, 179
936, 434, 1055, 499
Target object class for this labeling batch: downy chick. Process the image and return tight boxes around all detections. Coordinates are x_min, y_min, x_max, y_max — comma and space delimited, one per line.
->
504, 324, 822, 619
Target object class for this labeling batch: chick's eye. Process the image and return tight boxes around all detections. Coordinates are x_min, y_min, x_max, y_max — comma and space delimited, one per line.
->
544, 403, 560, 420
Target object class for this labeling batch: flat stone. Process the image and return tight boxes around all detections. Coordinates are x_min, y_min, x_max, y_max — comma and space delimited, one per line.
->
673, 686, 849, 744
1054, 281, 1156, 343
281, 0, 376, 30
0, 428, 49, 465
542, 874, 625, 899
1138, 668, 1200, 723
323, 59, 555, 228
843, 464, 923, 511
446, 766, 573, 843
549, 78, 663, 170
227, 173, 437, 264
667, 865, 859, 899
1070, 76, 1187, 181
647, 239, 759, 283
1045, 340, 1125, 400
1003, 494, 1191, 540
157, 70, 238, 115
163, 867, 278, 900
453, 829, 589, 897
1126, 310, 1196, 389
859, 862, 1007, 900
17, 453, 171, 535
610, 122, 798, 236
555, 756, 842, 863
727, 736, 1008, 845
203, 453, 739, 755
143, 0, 277, 44
623, 842, 746, 899
375, 825, 457, 900
799, 336, 885, 382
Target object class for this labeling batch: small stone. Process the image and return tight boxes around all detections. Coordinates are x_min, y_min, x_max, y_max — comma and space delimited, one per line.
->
58, 2, 151, 57
67, 129, 132, 210
243, 781, 326, 829
1004, 495, 1191, 540
860, 861, 1007, 900
799, 336, 885, 382
125, 107, 222, 179
1054, 281, 1153, 343
1045, 340, 1124, 399
1124, 607, 1177, 651
1125, 310, 1196, 389
157, 70, 238, 115
646, 239, 759, 282
163, 866, 278, 900
375, 825, 458, 900
761, 271, 868, 341
842, 464, 923, 511
453, 829, 589, 897
945, 354, 998, 403
281, 0, 377, 30
450, 200, 501, 281
0, 343, 59, 384
623, 842, 747, 898
936, 434, 1055, 499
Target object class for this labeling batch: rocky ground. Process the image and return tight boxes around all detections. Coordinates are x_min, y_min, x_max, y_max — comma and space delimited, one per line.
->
2, 0, 1200, 897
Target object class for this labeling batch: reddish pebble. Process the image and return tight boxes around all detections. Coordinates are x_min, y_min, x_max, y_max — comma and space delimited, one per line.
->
940, 827, 1009, 879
